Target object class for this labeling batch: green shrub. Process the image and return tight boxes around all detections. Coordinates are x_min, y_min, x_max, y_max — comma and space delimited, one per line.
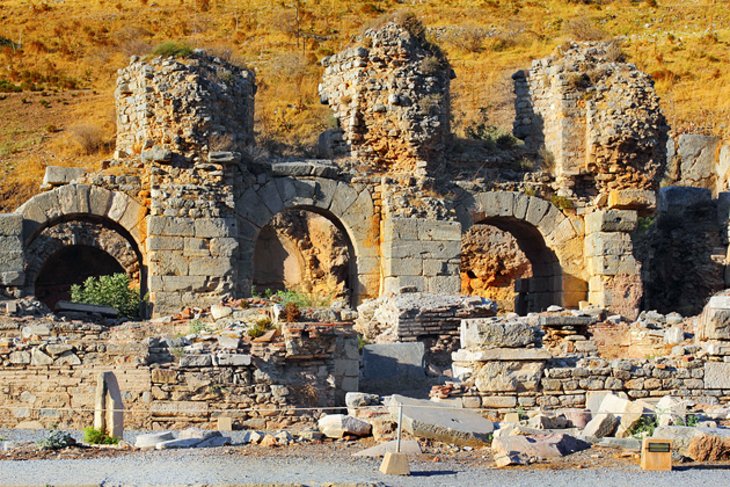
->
465, 107, 519, 150
70, 273, 142, 319
189, 319, 209, 334
83, 427, 119, 445
151, 41, 193, 58
0, 79, 21, 93
38, 430, 75, 450
629, 414, 658, 438
550, 194, 575, 211
248, 316, 273, 338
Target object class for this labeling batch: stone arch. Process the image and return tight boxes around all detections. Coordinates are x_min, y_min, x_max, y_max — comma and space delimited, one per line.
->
15, 185, 147, 307
456, 191, 586, 310
236, 176, 380, 305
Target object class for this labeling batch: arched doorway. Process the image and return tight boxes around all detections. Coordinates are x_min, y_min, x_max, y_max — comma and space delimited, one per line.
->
24, 218, 144, 312
463, 216, 562, 314
252, 208, 355, 306
457, 191, 587, 313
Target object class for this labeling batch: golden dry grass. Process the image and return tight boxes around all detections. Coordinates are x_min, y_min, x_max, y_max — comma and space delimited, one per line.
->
0, 0, 728, 210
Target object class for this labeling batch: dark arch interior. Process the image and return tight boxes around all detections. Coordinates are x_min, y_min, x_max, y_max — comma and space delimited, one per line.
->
35, 245, 126, 310
472, 216, 562, 314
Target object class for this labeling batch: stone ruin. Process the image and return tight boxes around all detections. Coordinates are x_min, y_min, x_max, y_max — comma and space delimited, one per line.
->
1, 16, 730, 431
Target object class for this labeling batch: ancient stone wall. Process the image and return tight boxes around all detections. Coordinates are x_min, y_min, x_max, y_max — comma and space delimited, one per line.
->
0, 320, 358, 430
514, 42, 668, 196
0, 214, 24, 292
319, 18, 452, 176
448, 311, 730, 412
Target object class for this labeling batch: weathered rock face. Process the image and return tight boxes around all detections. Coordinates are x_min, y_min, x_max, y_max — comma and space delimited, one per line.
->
665, 134, 722, 190
473, 361, 544, 393
460, 224, 532, 312
115, 51, 255, 162
319, 15, 453, 176
515, 41, 668, 195
253, 210, 350, 302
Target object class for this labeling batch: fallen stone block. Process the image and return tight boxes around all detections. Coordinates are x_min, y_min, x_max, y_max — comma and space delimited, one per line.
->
598, 393, 648, 438
353, 439, 422, 458
653, 426, 730, 459
596, 437, 641, 451
155, 438, 204, 450
492, 433, 591, 462
135, 432, 174, 449
655, 396, 688, 427
242, 430, 264, 444
385, 394, 494, 446
178, 428, 222, 441
318, 414, 372, 438
582, 413, 619, 439
686, 432, 730, 461
345, 392, 380, 409
55, 300, 119, 317
196, 435, 231, 448
527, 413, 571, 430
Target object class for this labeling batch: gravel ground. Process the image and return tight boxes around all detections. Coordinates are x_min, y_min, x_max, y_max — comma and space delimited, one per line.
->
1, 429, 729, 486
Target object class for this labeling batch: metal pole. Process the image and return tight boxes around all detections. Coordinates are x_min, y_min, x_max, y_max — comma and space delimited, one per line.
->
396, 404, 403, 453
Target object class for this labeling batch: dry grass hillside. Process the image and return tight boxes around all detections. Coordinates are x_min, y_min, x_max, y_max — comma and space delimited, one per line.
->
0, 0, 728, 211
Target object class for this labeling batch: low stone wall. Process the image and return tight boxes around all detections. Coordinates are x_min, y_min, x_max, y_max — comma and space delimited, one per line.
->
448, 313, 730, 412
0, 320, 358, 430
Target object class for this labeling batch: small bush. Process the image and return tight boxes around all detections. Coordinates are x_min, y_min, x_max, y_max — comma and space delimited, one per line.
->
629, 414, 658, 438
83, 427, 119, 445
247, 316, 273, 338
189, 319, 209, 335
465, 107, 518, 150
550, 194, 575, 211
70, 124, 107, 155
419, 55, 443, 75
38, 430, 75, 450
564, 18, 607, 41
0, 79, 21, 93
151, 41, 193, 58
284, 302, 301, 322
70, 273, 142, 319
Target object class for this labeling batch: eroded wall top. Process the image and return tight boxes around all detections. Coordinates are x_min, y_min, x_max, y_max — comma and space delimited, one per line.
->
515, 42, 668, 196
319, 16, 453, 177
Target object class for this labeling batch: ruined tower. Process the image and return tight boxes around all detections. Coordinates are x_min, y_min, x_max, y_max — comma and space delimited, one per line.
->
319, 16, 454, 177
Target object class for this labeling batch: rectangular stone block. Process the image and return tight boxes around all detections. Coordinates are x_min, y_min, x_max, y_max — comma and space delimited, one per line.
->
417, 220, 461, 241
0, 237, 22, 254
0, 252, 23, 272
188, 257, 232, 276
146, 236, 184, 251
383, 257, 422, 277
704, 362, 730, 389
194, 218, 236, 238
608, 189, 656, 211
587, 254, 638, 276
383, 276, 426, 294
147, 217, 195, 237
585, 210, 638, 233
426, 276, 461, 295
42, 166, 85, 186
385, 218, 419, 240
0, 214, 22, 236
584, 232, 633, 257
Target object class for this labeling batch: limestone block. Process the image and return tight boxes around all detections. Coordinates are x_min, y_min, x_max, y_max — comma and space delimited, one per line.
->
697, 293, 730, 340
107, 192, 130, 222
383, 257, 422, 277
188, 257, 232, 276
0, 214, 22, 237
258, 180, 285, 215
608, 189, 656, 212
42, 166, 86, 187
452, 348, 551, 362
674, 134, 720, 187
1, 270, 25, 286
417, 220, 461, 241
460, 319, 540, 350
149, 252, 189, 276
385, 218, 419, 240
704, 362, 730, 389
513, 194, 530, 220
88, 186, 113, 216
146, 236, 184, 251
587, 254, 638, 276
659, 186, 713, 218
473, 361, 544, 393
426, 276, 461, 295
385, 394, 494, 446
147, 217, 196, 237
583, 413, 619, 438
538, 205, 564, 236
584, 232, 633, 257
525, 197, 551, 226
0, 251, 23, 272
210, 237, 238, 257
183, 238, 211, 257
585, 210, 638, 233
312, 178, 338, 209
194, 218, 236, 238
329, 182, 360, 216
481, 396, 517, 408
318, 414, 372, 438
